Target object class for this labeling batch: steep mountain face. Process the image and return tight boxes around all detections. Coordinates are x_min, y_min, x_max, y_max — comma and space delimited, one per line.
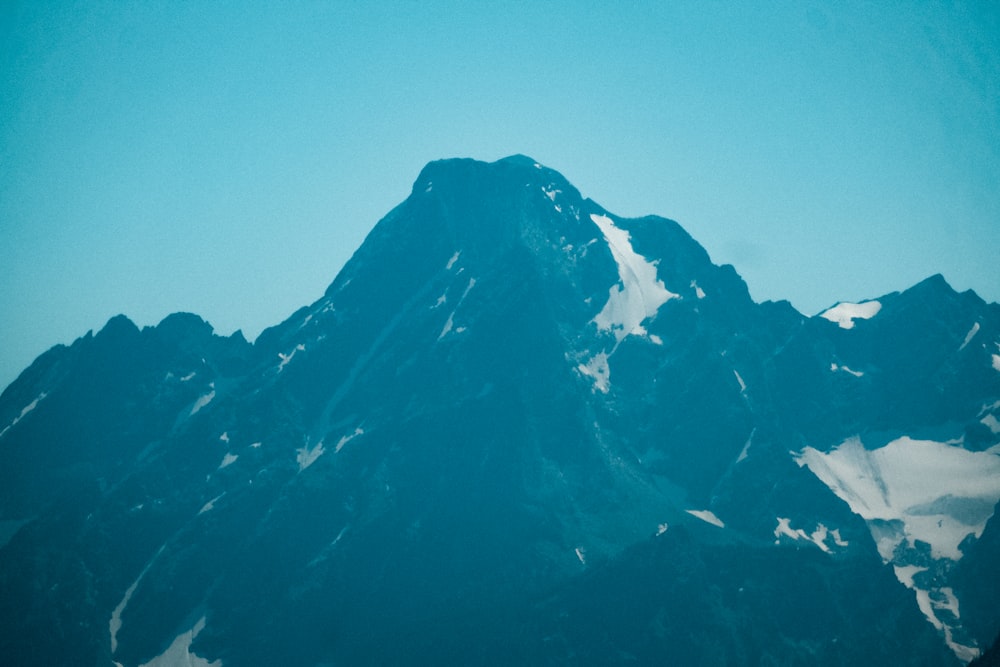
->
1, 155, 998, 666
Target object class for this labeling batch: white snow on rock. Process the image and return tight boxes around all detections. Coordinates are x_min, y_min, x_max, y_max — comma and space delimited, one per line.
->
296, 440, 326, 471
541, 186, 560, 201
180, 372, 196, 382
574, 547, 586, 564
278, 343, 305, 372
959, 322, 980, 351
335, 427, 364, 453
894, 564, 928, 589
438, 278, 476, 341
590, 213, 678, 342
819, 300, 882, 329
795, 436, 1000, 561
895, 569, 981, 663
219, 432, 229, 443
199, 493, 225, 515
445, 251, 460, 270
0, 392, 47, 440
110, 545, 167, 655
733, 370, 747, 393
981, 414, 1000, 435
736, 429, 755, 463
656, 523, 669, 536
686, 509, 725, 528
774, 517, 809, 543
138, 616, 221, 667
690, 280, 706, 299
189, 386, 215, 416
577, 352, 610, 394
110, 576, 140, 654
830, 363, 864, 377
439, 312, 456, 339
218, 453, 238, 469
773, 517, 846, 552
992, 353, 1000, 373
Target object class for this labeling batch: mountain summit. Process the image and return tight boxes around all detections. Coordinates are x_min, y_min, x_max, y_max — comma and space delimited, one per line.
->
2, 156, 999, 665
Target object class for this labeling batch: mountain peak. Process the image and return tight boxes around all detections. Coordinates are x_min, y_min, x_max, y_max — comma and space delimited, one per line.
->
497, 153, 543, 166
912, 272, 953, 294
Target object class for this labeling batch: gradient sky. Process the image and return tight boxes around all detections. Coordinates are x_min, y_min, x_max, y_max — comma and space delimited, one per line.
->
2, 1, 998, 391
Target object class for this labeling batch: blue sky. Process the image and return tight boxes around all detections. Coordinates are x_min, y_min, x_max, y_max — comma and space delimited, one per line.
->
2, 1, 998, 390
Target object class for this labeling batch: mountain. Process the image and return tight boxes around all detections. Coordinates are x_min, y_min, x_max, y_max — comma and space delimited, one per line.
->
1, 155, 999, 666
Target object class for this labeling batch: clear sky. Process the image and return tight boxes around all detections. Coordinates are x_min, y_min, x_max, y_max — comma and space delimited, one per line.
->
2, 1, 998, 391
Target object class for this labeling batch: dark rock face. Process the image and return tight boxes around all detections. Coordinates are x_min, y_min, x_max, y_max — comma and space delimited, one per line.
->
1, 156, 998, 666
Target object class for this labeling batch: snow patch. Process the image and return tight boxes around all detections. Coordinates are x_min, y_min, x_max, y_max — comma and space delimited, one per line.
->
590, 214, 678, 342
774, 517, 808, 543
894, 564, 927, 589
831, 363, 864, 377
278, 343, 305, 372
0, 392, 47, 439
199, 493, 224, 515
690, 280, 706, 299
439, 313, 456, 339
189, 387, 215, 416
110, 545, 166, 655
981, 414, 1000, 435
249, 441, 262, 449
736, 429, 755, 463
296, 440, 326, 471
773, 518, 845, 552
733, 370, 747, 393
219, 453, 238, 469
574, 547, 586, 564
992, 354, 1000, 373
110, 577, 140, 654
335, 427, 364, 453
686, 509, 725, 528
648, 334, 663, 345
959, 322, 980, 351
795, 436, 1000, 561
578, 352, 610, 394
445, 251, 460, 270
138, 616, 221, 667
897, 571, 981, 662
820, 300, 882, 329
542, 186, 560, 201
656, 523, 669, 536
438, 278, 476, 341
179, 372, 196, 382
219, 432, 229, 443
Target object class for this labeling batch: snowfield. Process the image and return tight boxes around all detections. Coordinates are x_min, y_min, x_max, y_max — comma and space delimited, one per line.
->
819, 300, 882, 329
590, 214, 677, 341
795, 436, 1000, 561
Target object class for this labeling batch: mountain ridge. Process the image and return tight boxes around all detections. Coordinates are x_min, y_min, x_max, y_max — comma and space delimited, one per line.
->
1, 155, 998, 665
